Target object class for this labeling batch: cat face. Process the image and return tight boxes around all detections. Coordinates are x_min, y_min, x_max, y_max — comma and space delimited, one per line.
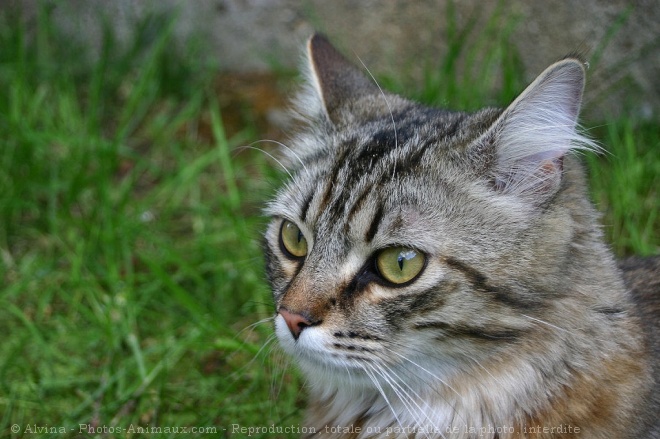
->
264, 34, 595, 389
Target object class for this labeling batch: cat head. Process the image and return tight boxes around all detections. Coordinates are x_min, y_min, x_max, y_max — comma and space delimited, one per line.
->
264, 34, 598, 390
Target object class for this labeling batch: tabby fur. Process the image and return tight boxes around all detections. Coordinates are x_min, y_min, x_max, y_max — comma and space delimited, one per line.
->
263, 34, 659, 439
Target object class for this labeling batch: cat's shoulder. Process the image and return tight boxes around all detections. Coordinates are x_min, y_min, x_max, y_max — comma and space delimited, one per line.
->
620, 254, 660, 313
620, 254, 660, 356
620, 254, 660, 439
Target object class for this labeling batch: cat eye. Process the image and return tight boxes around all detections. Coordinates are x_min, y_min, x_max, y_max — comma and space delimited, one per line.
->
279, 220, 308, 259
376, 247, 425, 285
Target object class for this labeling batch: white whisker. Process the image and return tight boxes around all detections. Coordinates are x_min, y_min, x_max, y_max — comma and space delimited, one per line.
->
247, 333, 278, 369
250, 139, 309, 172
368, 363, 426, 437
237, 316, 275, 336
234, 145, 295, 180
521, 314, 616, 349
354, 54, 399, 178
521, 314, 570, 333
271, 351, 291, 401
362, 363, 406, 433
375, 363, 444, 439
385, 347, 461, 399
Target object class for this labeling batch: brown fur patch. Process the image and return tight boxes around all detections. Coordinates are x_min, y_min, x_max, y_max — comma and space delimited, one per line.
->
279, 276, 334, 323
523, 352, 650, 438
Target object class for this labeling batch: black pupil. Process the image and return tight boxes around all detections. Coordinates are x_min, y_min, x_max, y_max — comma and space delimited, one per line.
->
397, 254, 404, 270
297, 230, 303, 243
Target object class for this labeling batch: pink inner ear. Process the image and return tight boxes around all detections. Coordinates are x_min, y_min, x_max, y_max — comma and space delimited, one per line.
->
495, 154, 565, 198
539, 156, 564, 177
526, 156, 564, 196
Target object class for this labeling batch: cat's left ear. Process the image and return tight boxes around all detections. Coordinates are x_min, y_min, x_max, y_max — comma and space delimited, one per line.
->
471, 58, 596, 204
299, 34, 385, 127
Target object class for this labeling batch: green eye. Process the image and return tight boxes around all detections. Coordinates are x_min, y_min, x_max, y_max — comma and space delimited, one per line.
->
280, 220, 308, 258
376, 247, 425, 285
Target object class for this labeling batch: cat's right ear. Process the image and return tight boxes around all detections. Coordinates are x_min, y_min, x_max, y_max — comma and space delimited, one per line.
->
299, 34, 381, 127
470, 58, 597, 206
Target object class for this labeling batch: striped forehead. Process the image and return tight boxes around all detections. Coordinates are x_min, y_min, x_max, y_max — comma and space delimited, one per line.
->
272, 109, 471, 246
299, 130, 423, 245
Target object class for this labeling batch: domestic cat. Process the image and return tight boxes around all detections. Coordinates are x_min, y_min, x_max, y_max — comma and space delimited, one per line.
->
263, 34, 659, 438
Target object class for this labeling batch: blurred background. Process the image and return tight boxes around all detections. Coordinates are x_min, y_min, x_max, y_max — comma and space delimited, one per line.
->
1, 1, 658, 438
16, 0, 660, 120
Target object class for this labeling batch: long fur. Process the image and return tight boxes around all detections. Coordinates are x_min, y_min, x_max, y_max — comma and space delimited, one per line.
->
264, 34, 657, 439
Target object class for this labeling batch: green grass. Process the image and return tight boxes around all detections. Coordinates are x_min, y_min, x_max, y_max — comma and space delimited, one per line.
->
0, 6, 301, 439
585, 120, 659, 256
0, 4, 657, 439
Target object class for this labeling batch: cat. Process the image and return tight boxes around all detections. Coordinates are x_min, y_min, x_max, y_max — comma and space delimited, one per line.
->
263, 33, 659, 439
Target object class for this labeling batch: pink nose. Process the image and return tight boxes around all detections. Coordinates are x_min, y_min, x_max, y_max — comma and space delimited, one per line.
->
279, 308, 312, 340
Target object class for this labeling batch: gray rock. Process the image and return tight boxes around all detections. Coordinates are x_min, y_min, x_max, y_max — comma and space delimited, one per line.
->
18, 0, 660, 119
